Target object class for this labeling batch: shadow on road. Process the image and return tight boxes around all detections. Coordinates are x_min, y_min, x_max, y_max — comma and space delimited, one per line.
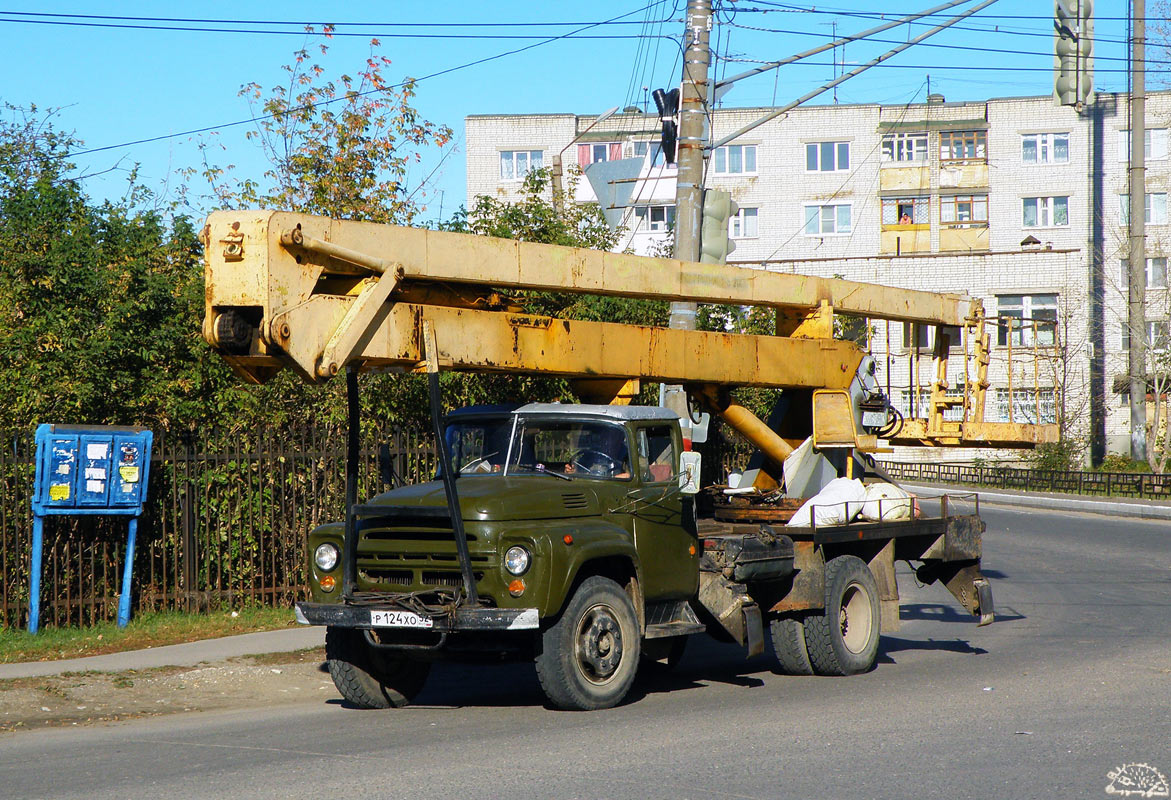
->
877, 635, 988, 664
900, 602, 1025, 624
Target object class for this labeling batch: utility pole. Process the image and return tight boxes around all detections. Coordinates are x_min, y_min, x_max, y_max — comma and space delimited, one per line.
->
1129, 0, 1148, 461
663, 0, 712, 424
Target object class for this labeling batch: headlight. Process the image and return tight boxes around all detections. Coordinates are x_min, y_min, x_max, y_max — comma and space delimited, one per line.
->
314, 542, 339, 572
504, 545, 531, 576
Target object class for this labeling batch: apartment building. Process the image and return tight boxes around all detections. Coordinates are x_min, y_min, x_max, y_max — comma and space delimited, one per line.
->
466, 91, 1171, 460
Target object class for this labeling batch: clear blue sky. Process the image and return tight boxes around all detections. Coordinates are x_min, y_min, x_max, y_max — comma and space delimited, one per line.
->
0, 1, 1151, 223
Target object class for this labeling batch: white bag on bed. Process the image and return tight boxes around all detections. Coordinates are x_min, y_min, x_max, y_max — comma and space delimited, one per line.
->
859, 482, 913, 521
786, 477, 866, 527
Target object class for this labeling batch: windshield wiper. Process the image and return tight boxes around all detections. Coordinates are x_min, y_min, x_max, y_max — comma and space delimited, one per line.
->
533, 464, 572, 481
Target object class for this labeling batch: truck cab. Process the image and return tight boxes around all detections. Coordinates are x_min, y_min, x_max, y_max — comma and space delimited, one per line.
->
298, 403, 704, 710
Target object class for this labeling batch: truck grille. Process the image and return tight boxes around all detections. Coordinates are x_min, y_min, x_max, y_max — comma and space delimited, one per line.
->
356, 525, 491, 592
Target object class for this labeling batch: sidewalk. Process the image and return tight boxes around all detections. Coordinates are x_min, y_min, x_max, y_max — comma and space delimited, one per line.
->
902, 481, 1171, 521
0, 625, 324, 680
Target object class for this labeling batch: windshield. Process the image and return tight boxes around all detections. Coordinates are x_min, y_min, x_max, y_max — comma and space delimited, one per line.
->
444, 417, 513, 475
508, 418, 631, 480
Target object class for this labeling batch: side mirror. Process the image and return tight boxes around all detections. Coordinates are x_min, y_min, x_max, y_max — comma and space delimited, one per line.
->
678, 451, 701, 495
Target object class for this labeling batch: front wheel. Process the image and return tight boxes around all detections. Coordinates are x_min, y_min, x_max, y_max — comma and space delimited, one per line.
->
325, 626, 431, 709
803, 555, 881, 676
535, 576, 641, 710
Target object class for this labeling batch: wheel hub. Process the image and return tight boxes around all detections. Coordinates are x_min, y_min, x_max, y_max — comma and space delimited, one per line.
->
576, 606, 624, 683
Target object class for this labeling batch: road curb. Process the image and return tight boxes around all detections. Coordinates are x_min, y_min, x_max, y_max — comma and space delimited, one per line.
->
0, 626, 324, 680
901, 482, 1171, 521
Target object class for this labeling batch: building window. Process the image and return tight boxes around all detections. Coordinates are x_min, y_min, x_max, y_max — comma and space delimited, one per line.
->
939, 130, 987, 162
1120, 193, 1169, 225
1118, 128, 1170, 161
1022, 196, 1070, 228
881, 196, 929, 225
803, 204, 852, 235
897, 388, 965, 421
714, 144, 757, 174
633, 140, 667, 167
632, 205, 676, 233
902, 323, 962, 350
1122, 320, 1171, 351
805, 141, 850, 172
994, 388, 1057, 424
499, 150, 543, 181
730, 207, 759, 238
940, 194, 988, 227
1021, 133, 1070, 164
997, 294, 1058, 347
577, 142, 621, 167
881, 133, 928, 163
1119, 257, 1169, 290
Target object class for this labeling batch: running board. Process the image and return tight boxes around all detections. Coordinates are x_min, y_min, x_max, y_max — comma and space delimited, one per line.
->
644, 600, 706, 639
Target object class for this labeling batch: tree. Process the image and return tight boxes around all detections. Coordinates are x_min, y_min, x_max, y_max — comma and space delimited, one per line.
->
187, 27, 452, 224
0, 105, 225, 430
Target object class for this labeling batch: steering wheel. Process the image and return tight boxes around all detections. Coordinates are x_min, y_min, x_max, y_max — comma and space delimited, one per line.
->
459, 452, 499, 473
569, 448, 620, 477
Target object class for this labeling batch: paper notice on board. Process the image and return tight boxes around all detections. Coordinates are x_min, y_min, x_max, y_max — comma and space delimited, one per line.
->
49, 484, 70, 501
85, 467, 107, 480
56, 463, 71, 475
86, 442, 109, 460
118, 465, 140, 483
85, 479, 106, 494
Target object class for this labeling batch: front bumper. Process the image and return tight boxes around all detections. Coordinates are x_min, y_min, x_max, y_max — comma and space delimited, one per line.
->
295, 601, 540, 631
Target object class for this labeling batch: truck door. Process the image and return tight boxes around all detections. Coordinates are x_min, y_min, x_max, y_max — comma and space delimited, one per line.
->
626, 424, 698, 600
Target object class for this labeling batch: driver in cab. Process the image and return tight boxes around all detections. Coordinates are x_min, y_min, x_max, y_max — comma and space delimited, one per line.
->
563, 427, 631, 479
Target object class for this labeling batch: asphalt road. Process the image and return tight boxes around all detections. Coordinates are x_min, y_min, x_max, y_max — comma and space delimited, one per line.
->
4, 504, 1169, 800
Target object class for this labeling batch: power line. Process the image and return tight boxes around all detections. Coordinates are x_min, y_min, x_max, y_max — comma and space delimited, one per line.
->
0, 2, 667, 169
0, 10, 673, 28
725, 20, 1171, 68
0, 16, 671, 39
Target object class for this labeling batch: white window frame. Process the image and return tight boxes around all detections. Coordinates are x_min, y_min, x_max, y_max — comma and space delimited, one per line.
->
1120, 193, 1169, 225
632, 205, 676, 233
1021, 132, 1070, 165
1118, 128, 1170, 161
901, 322, 963, 351
713, 144, 758, 175
633, 140, 668, 168
1122, 320, 1171, 351
881, 133, 928, 164
994, 388, 1057, 424
499, 149, 544, 181
1022, 196, 1070, 228
997, 294, 1058, 347
940, 130, 987, 162
805, 141, 851, 172
1119, 257, 1169, 290
802, 203, 852, 236
730, 207, 759, 239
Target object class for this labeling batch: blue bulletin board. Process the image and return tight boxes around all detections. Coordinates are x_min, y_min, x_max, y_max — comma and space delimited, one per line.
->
30, 424, 153, 632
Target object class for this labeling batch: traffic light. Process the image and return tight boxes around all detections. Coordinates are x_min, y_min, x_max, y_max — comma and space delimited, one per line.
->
700, 189, 738, 265
1054, 0, 1093, 107
652, 87, 679, 164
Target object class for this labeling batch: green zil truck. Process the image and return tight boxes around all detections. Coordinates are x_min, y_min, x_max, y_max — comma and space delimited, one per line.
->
296, 402, 992, 711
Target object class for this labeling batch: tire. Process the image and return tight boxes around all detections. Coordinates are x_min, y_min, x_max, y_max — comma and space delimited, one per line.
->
535, 576, 641, 710
325, 626, 431, 709
804, 555, 881, 676
769, 615, 814, 675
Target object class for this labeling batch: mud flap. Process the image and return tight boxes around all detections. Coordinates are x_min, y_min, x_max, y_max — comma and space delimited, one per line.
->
698, 572, 765, 657
973, 577, 994, 627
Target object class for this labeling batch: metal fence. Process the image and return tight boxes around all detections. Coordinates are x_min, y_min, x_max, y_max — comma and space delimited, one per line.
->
881, 461, 1171, 500
0, 423, 436, 629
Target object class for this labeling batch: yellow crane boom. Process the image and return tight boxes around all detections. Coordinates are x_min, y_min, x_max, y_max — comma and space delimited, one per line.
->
201, 210, 1058, 452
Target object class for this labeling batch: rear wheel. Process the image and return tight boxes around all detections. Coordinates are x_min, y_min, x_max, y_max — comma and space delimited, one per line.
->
804, 555, 880, 676
325, 626, 431, 709
535, 576, 640, 710
769, 615, 814, 675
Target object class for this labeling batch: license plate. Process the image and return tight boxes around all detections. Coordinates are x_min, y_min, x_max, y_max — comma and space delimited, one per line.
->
369, 609, 434, 629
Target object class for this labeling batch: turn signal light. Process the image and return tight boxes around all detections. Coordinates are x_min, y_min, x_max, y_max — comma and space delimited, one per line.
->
508, 579, 526, 597
689, 544, 697, 555
319, 575, 336, 592
563, 534, 574, 545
